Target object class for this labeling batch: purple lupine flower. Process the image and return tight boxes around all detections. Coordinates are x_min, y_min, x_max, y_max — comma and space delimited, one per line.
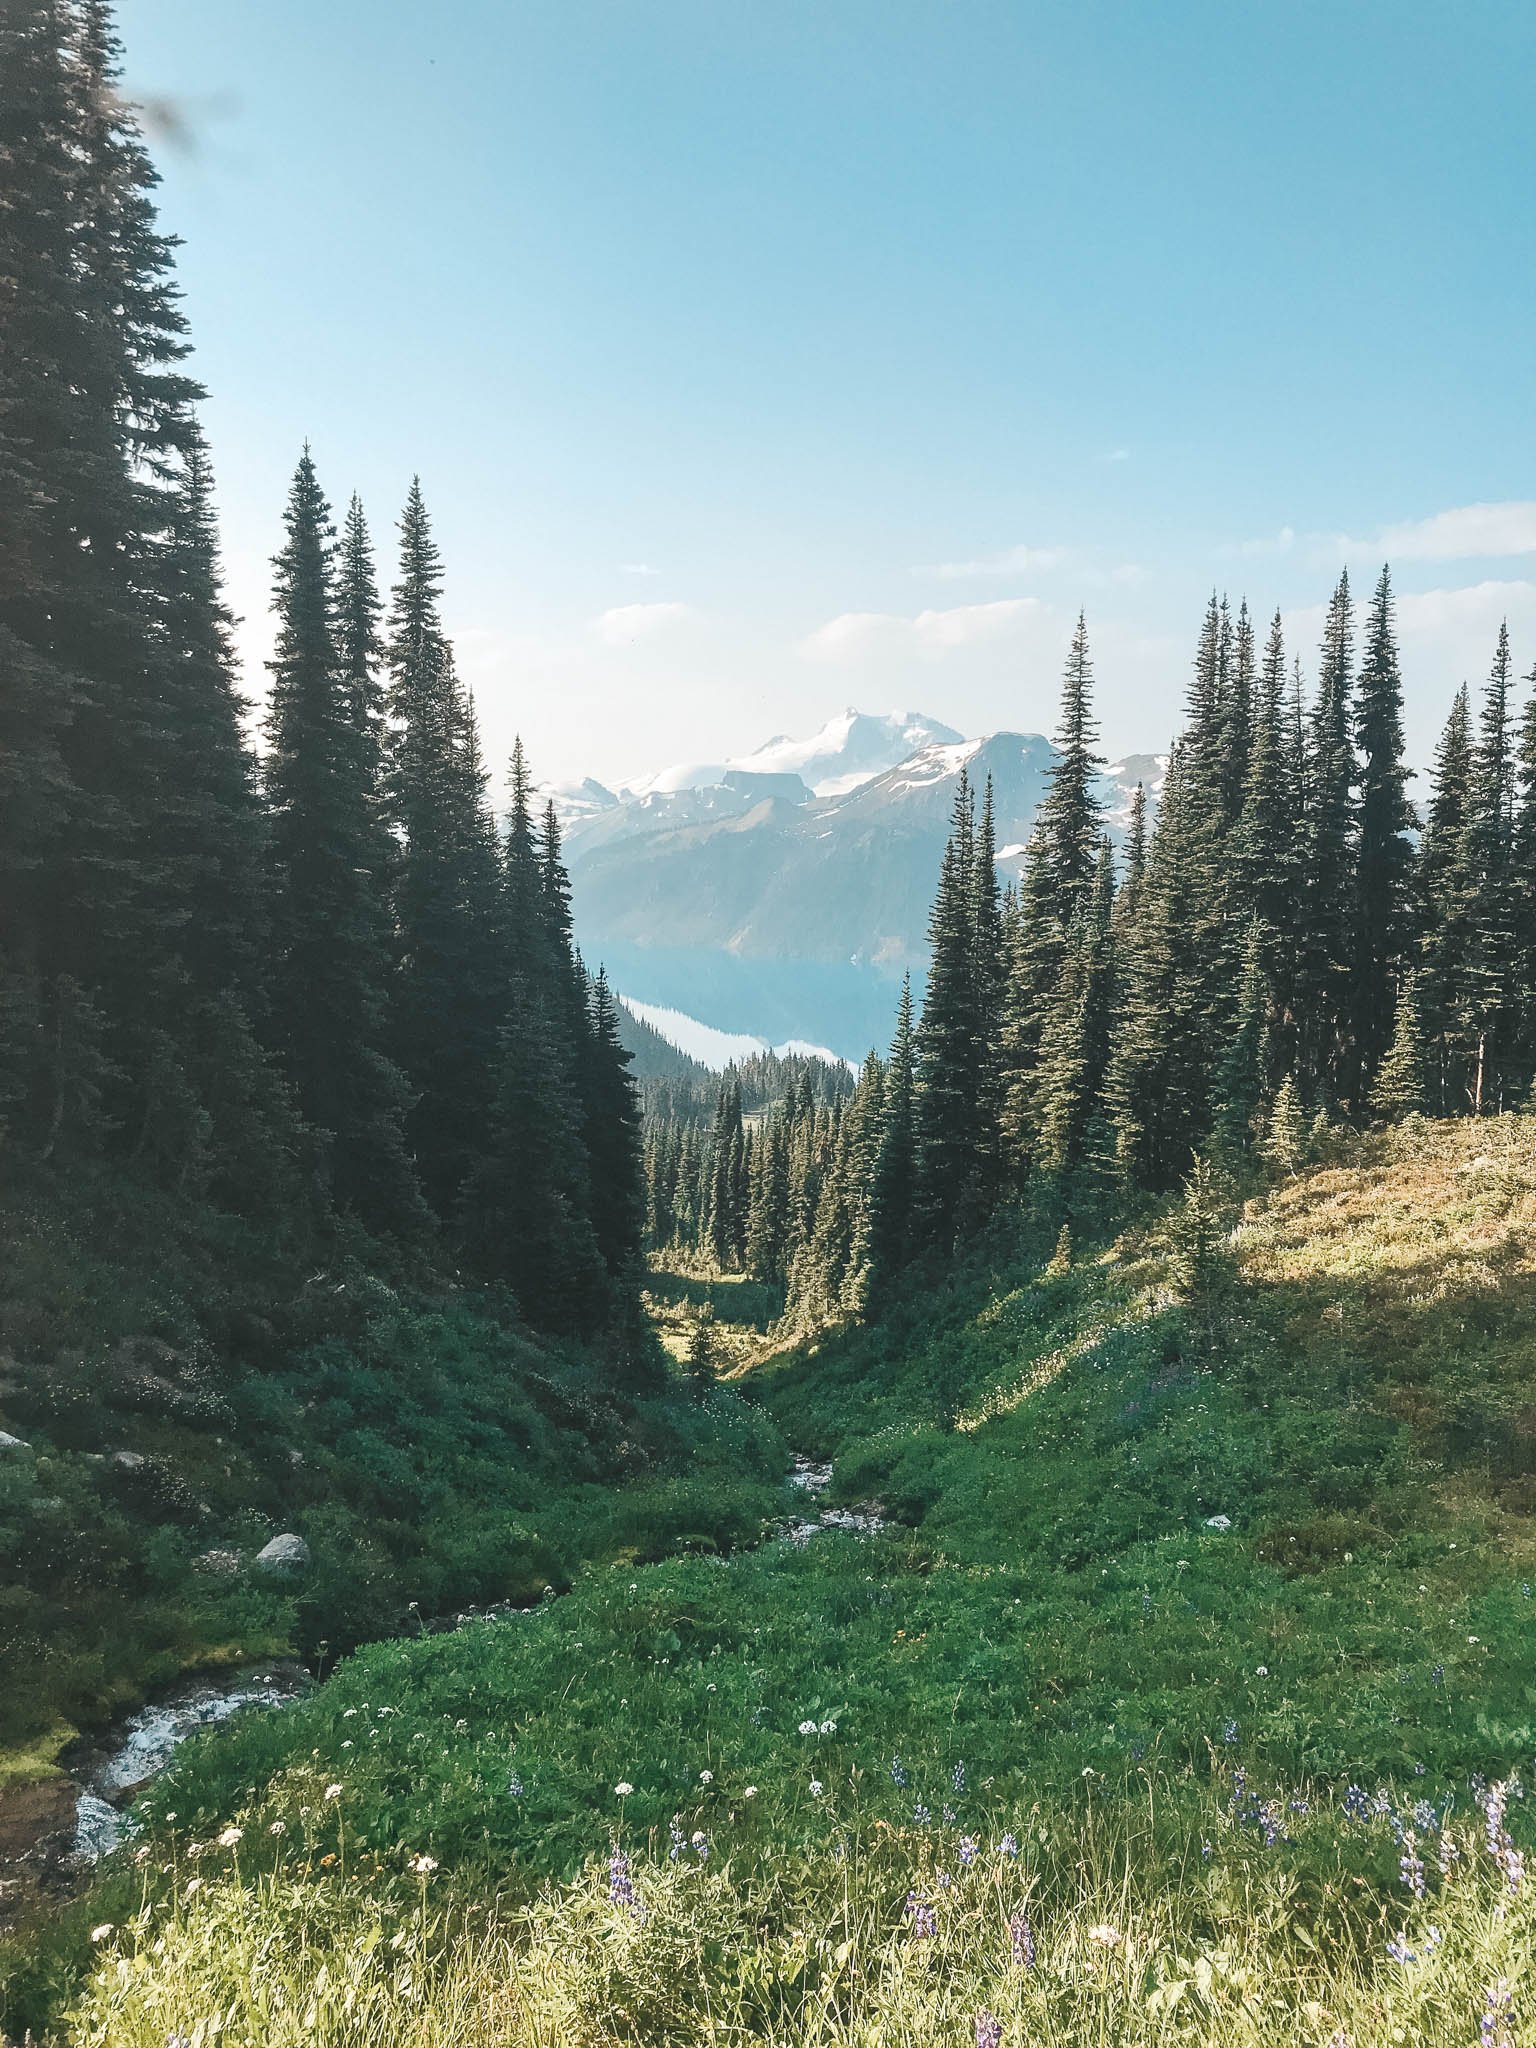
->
890, 1757, 908, 1788
1343, 1784, 1370, 1822
904, 1890, 936, 1939
1009, 1911, 1036, 1968
1399, 1837, 1426, 1899
1430, 1663, 1444, 1685
1412, 1800, 1436, 1830
691, 1830, 709, 1862
958, 1836, 978, 1866
668, 1815, 685, 1862
1323, 2031, 1351, 2048
1484, 1782, 1508, 1860
1221, 1719, 1239, 1745
1200, 1837, 1213, 1860
1385, 1932, 1415, 1964
608, 1846, 644, 1919
507, 1771, 524, 1798
998, 1831, 1019, 1859
937, 1869, 954, 1891
942, 1804, 958, 1826
913, 1801, 931, 1825
1481, 1978, 1514, 2048
952, 1762, 967, 1794
975, 2010, 1002, 2048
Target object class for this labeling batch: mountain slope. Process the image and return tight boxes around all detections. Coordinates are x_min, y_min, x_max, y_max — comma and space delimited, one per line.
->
30, 1117, 1536, 2048
564, 716, 1163, 1058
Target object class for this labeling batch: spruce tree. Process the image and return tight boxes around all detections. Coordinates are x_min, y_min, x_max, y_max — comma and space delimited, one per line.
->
865, 975, 917, 1306
1370, 971, 1429, 1122
1351, 566, 1416, 1104
913, 775, 985, 1249
581, 969, 646, 1283
386, 481, 507, 1212
1297, 572, 1357, 1105
263, 450, 424, 1233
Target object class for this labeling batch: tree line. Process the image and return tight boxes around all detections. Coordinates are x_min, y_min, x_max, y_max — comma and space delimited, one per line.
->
0, 1, 643, 1353
648, 585, 1536, 1326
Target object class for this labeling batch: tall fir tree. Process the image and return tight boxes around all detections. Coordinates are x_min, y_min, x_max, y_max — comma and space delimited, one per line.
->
1297, 571, 1357, 1105
1350, 566, 1417, 1104
263, 450, 424, 1233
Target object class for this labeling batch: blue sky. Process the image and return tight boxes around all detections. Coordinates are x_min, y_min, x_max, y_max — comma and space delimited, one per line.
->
123, 0, 1536, 788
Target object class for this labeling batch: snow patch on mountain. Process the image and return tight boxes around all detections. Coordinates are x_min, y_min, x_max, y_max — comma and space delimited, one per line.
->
620, 997, 853, 1073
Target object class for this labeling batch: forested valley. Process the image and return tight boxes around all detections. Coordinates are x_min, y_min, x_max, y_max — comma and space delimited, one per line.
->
5, 8, 1536, 2047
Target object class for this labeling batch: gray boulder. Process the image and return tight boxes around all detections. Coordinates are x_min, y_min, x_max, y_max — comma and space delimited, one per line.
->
255, 1533, 311, 1573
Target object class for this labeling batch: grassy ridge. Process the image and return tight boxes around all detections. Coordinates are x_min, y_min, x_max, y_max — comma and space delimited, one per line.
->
7, 1117, 1536, 2043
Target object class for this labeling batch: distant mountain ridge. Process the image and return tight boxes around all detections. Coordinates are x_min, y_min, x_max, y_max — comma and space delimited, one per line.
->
556, 709, 1164, 1062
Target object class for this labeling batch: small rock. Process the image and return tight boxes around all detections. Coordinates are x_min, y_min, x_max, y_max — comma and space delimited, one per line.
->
255, 1533, 310, 1573
1204, 1514, 1232, 1532
110, 1450, 146, 1471
0, 1430, 31, 1453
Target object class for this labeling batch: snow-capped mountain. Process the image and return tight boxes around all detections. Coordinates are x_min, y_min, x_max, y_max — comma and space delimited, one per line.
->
558, 710, 1162, 1061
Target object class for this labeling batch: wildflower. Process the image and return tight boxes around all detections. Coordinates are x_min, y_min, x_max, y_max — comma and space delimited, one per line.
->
890, 1756, 908, 1788
691, 1830, 709, 1860
342, 1708, 357, 1719
1343, 1784, 1370, 1822
798, 1720, 817, 1735
1385, 1931, 1415, 1964
998, 1831, 1019, 1859
1255, 1665, 1268, 1676
952, 1761, 967, 1794
217, 1826, 243, 1849
669, 1815, 685, 1861
1009, 1911, 1035, 1968
819, 1719, 837, 1735
1087, 1922, 1120, 1947
409, 1854, 437, 1875
608, 1846, 643, 1919
184, 1878, 203, 1897
975, 2011, 1003, 2048
937, 1868, 954, 1890
89, 1924, 113, 1944
913, 1802, 931, 1824
743, 1786, 758, 1799
1482, 1978, 1514, 2048
1221, 1719, 1239, 1744
1413, 1800, 1436, 1830
904, 1890, 936, 1939
1324, 2032, 1351, 2048
809, 1779, 824, 1797
1399, 1836, 1426, 1899
699, 1769, 714, 1784
324, 1783, 342, 1802
943, 1803, 958, 1825
1431, 1664, 1444, 1685
508, 1773, 523, 1798
959, 1835, 978, 1865
1200, 1837, 1213, 1859
268, 1819, 286, 1836
614, 1782, 634, 1797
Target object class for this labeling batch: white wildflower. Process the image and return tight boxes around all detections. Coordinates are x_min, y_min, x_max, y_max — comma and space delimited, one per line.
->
324, 1782, 343, 1801
89, 1923, 113, 1943
217, 1826, 243, 1848
614, 1781, 634, 1797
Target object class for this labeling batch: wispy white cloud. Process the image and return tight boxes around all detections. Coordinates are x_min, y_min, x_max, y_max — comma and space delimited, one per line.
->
922, 543, 1067, 580
1353, 502, 1536, 563
1102, 447, 1131, 464
620, 561, 660, 577
1221, 525, 1298, 560
799, 598, 1043, 662
593, 601, 695, 645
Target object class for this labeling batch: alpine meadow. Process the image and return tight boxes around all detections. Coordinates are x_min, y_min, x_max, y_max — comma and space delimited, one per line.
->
4, 5, 1536, 2047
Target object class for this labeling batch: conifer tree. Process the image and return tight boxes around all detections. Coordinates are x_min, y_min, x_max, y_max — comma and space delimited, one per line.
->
1416, 686, 1475, 1113
865, 975, 917, 1304
386, 481, 507, 1212
263, 450, 424, 1233
1296, 572, 1357, 1104
913, 774, 985, 1248
1350, 566, 1417, 1103
1511, 664, 1536, 1090
1458, 624, 1519, 1112
581, 970, 646, 1282
1370, 970, 1429, 1122
1212, 922, 1272, 1156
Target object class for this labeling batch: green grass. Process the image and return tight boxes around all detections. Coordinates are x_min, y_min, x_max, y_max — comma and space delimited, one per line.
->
8, 1116, 1536, 2044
